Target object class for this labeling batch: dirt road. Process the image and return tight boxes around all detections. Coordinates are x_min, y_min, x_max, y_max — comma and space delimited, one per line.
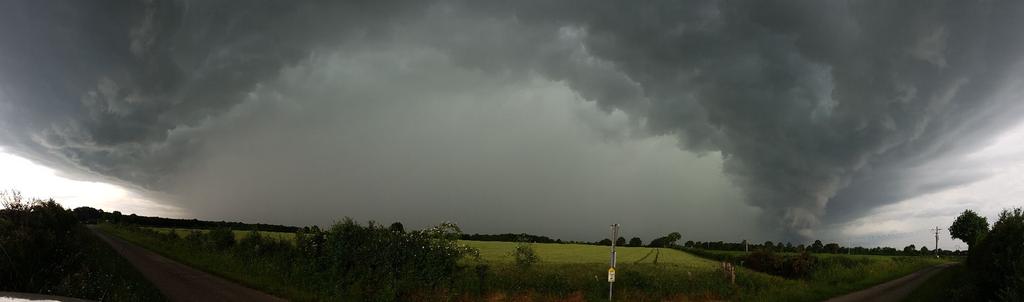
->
89, 227, 286, 302
824, 263, 955, 302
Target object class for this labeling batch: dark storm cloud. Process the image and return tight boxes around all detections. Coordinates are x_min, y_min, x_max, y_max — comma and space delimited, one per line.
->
0, 0, 428, 185
2, 0, 1024, 239
446, 0, 1024, 237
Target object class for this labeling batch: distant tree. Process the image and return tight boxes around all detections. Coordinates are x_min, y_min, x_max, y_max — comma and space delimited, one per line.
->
920, 245, 929, 254
949, 209, 989, 249
824, 243, 840, 254
668, 232, 681, 244
785, 242, 794, 252
616, 237, 627, 246
649, 232, 682, 247
112, 211, 122, 223
763, 241, 774, 250
903, 244, 917, 255
684, 240, 695, 248
389, 222, 404, 233
72, 206, 102, 223
810, 240, 824, 252
628, 237, 642, 247
598, 238, 612, 246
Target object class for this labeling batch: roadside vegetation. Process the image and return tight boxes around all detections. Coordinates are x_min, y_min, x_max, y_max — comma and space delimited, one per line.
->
99, 220, 480, 301
920, 208, 1024, 301
905, 264, 968, 302
144, 226, 296, 242
0, 191, 164, 301
99, 216, 950, 301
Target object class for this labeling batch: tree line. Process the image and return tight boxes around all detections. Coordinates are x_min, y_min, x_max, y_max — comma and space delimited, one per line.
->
681, 238, 964, 257
72, 206, 299, 232
461, 233, 562, 243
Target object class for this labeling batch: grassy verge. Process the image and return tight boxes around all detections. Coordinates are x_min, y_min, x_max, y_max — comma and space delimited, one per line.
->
678, 248, 952, 300
904, 264, 971, 302
57, 227, 167, 301
97, 223, 319, 301
764, 256, 948, 300
1, 198, 164, 301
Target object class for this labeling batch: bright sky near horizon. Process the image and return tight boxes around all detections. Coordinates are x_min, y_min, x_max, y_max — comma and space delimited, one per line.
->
4, 124, 1024, 250
0, 149, 183, 217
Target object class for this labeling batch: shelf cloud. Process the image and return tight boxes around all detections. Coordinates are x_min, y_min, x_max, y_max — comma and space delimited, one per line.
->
3, 0, 1024, 240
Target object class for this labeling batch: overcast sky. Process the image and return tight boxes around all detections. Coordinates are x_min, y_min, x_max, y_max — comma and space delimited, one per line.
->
2, 1, 1024, 248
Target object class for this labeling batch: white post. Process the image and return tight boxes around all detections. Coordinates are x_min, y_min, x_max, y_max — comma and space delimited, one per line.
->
609, 224, 619, 300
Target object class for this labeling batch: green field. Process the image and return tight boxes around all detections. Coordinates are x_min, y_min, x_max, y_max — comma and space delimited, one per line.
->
103, 224, 953, 301
141, 229, 715, 270
463, 240, 715, 268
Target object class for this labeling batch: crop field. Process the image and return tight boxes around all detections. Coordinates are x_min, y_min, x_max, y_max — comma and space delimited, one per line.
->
463, 240, 716, 269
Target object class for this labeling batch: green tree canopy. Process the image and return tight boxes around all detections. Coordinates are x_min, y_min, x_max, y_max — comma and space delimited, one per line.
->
950, 209, 989, 248
628, 237, 642, 247
968, 208, 1024, 299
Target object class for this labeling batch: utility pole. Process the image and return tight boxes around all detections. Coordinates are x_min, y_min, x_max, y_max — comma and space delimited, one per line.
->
608, 224, 619, 301
931, 226, 943, 257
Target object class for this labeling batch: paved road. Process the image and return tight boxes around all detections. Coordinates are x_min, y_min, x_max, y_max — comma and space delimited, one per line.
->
824, 263, 955, 302
89, 227, 286, 302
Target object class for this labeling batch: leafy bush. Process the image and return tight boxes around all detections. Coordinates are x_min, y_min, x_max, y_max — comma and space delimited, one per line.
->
743, 250, 817, 279
969, 208, 1024, 300
207, 227, 236, 250
785, 252, 816, 278
0, 191, 163, 300
744, 250, 783, 275
510, 239, 539, 269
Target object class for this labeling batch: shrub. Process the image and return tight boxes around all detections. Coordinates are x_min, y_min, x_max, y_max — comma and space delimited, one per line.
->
0, 191, 163, 300
510, 239, 540, 269
742, 249, 818, 279
206, 227, 236, 250
969, 208, 1024, 300
744, 250, 782, 276
783, 251, 816, 279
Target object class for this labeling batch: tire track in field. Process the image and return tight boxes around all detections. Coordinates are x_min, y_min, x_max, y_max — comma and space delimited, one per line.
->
634, 248, 657, 264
